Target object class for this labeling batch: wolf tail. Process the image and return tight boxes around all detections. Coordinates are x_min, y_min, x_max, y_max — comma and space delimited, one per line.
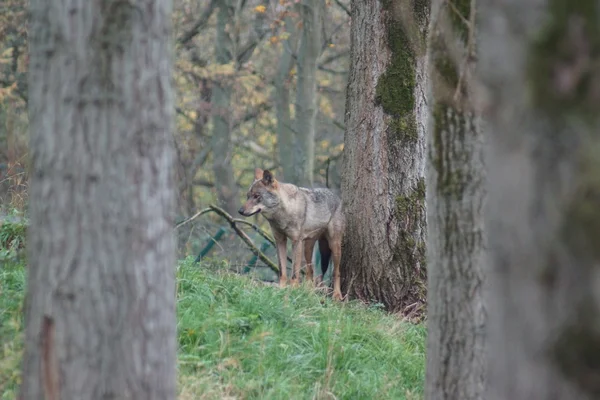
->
318, 238, 332, 277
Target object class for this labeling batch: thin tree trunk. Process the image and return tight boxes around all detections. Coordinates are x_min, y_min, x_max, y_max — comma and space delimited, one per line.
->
480, 0, 600, 398
340, 0, 429, 312
276, 16, 298, 182
425, 0, 486, 398
211, 0, 239, 215
292, 0, 321, 187
21, 1, 176, 399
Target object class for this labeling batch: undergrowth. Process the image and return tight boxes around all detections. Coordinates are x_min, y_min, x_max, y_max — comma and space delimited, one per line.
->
1, 254, 426, 399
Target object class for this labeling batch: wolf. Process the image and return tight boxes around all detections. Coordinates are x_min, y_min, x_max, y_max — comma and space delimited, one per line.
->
238, 168, 345, 301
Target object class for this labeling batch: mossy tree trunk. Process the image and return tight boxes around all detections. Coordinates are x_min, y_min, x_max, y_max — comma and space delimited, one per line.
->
21, 0, 176, 399
425, 0, 486, 398
340, 0, 429, 312
292, 0, 321, 187
480, 0, 600, 398
211, 0, 239, 215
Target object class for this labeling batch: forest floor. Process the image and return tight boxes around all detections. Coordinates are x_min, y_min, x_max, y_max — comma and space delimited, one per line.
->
1, 257, 426, 400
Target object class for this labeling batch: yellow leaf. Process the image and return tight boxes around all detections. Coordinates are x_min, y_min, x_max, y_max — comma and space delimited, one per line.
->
255, 5, 267, 13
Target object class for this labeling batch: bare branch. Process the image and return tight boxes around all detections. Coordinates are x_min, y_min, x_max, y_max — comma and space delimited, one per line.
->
332, 0, 351, 16
234, 138, 272, 158
318, 66, 348, 75
208, 205, 280, 273
231, 219, 293, 263
178, 0, 218, 46
318, 49, 350, 67
232, 219, 275, 245
237, 0, 270, 64
174, 205, 284, 272
321, 21, 346, 53
192, 179, 215, 187
232, 102, 271, 130
331, 119, 345, 131
174, 208, 213, 230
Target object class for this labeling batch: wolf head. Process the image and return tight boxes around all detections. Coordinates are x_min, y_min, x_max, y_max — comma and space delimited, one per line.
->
238, 168, 281, 217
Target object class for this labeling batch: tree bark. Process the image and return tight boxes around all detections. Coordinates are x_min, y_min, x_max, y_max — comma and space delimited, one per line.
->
21, 1, 176, 399
211, 0, 239, 215
292, 0, 321, 186
340, 0, 429, 313
425, 0, 486, 398
480, 0, 600, 398
276, 16, 298, 182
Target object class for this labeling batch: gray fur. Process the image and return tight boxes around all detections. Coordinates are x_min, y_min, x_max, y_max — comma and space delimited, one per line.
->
238, 168, 345, 300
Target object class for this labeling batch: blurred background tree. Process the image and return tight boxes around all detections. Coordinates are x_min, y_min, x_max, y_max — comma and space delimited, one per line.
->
0, 0, 351, 270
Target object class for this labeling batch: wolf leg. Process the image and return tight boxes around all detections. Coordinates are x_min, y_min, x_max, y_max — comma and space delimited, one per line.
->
303, 239, 316, 285
331, 239, 343, 301
274, 231, 288, 287
290, 240, 303, 287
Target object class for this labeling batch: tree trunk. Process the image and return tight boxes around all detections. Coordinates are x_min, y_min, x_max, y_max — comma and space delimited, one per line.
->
292, 0, 321, 187
340, 0, 429, 312
21, 1, 176, 399
424, 0, 486, 398
276, 16, 298, 182
480, 0, 600, 398
211, 0, 239, 215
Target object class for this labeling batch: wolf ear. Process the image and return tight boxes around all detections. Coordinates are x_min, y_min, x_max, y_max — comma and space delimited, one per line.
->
262, 169, 274, 186
254, 168, 264, 180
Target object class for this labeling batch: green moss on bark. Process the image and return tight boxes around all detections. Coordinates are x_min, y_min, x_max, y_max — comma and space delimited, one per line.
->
428, 0, 473, 190
527, 0, 600, 120
430, 103, 471, 196
393, 177, 427, 303
395, 178, 426, 262
375, 0, 429, 144
396, 178, 425, 215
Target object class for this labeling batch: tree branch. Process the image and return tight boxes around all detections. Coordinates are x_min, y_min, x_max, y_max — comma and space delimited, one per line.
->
332, 0, 351, 16
178, 0, 218, 46
174, 205, 282, 273
208, 205, 280, 273
318, 49, 349, 67
232, 219, 274, 245
318, 66, 348, 75
174, 208, 213, 229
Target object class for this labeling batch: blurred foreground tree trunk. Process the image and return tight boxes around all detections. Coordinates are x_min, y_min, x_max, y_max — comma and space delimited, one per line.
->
424, 0, 486, 398
211, 0, 239, 215
21, 0, 176, 399
292, 0, 321, 186
480, 0, 600, 398
340, 0, 429, 312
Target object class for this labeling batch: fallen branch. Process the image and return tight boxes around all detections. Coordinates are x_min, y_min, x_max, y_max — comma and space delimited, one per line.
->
174, 205, 292, 267
207, 205, 279, 274
233, 218, 293, 264
175, 208, 212, 230
232, 219, 274, 244
235, 219, 296, 263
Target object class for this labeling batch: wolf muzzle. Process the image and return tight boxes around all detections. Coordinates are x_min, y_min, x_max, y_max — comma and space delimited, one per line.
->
238, 207, 261, 217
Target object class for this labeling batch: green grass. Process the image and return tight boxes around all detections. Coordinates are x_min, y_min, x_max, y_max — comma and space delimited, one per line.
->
1, 257, 426, 400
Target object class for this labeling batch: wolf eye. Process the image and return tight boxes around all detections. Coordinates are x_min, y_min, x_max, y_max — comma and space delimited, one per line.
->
253, 194, 260, 200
